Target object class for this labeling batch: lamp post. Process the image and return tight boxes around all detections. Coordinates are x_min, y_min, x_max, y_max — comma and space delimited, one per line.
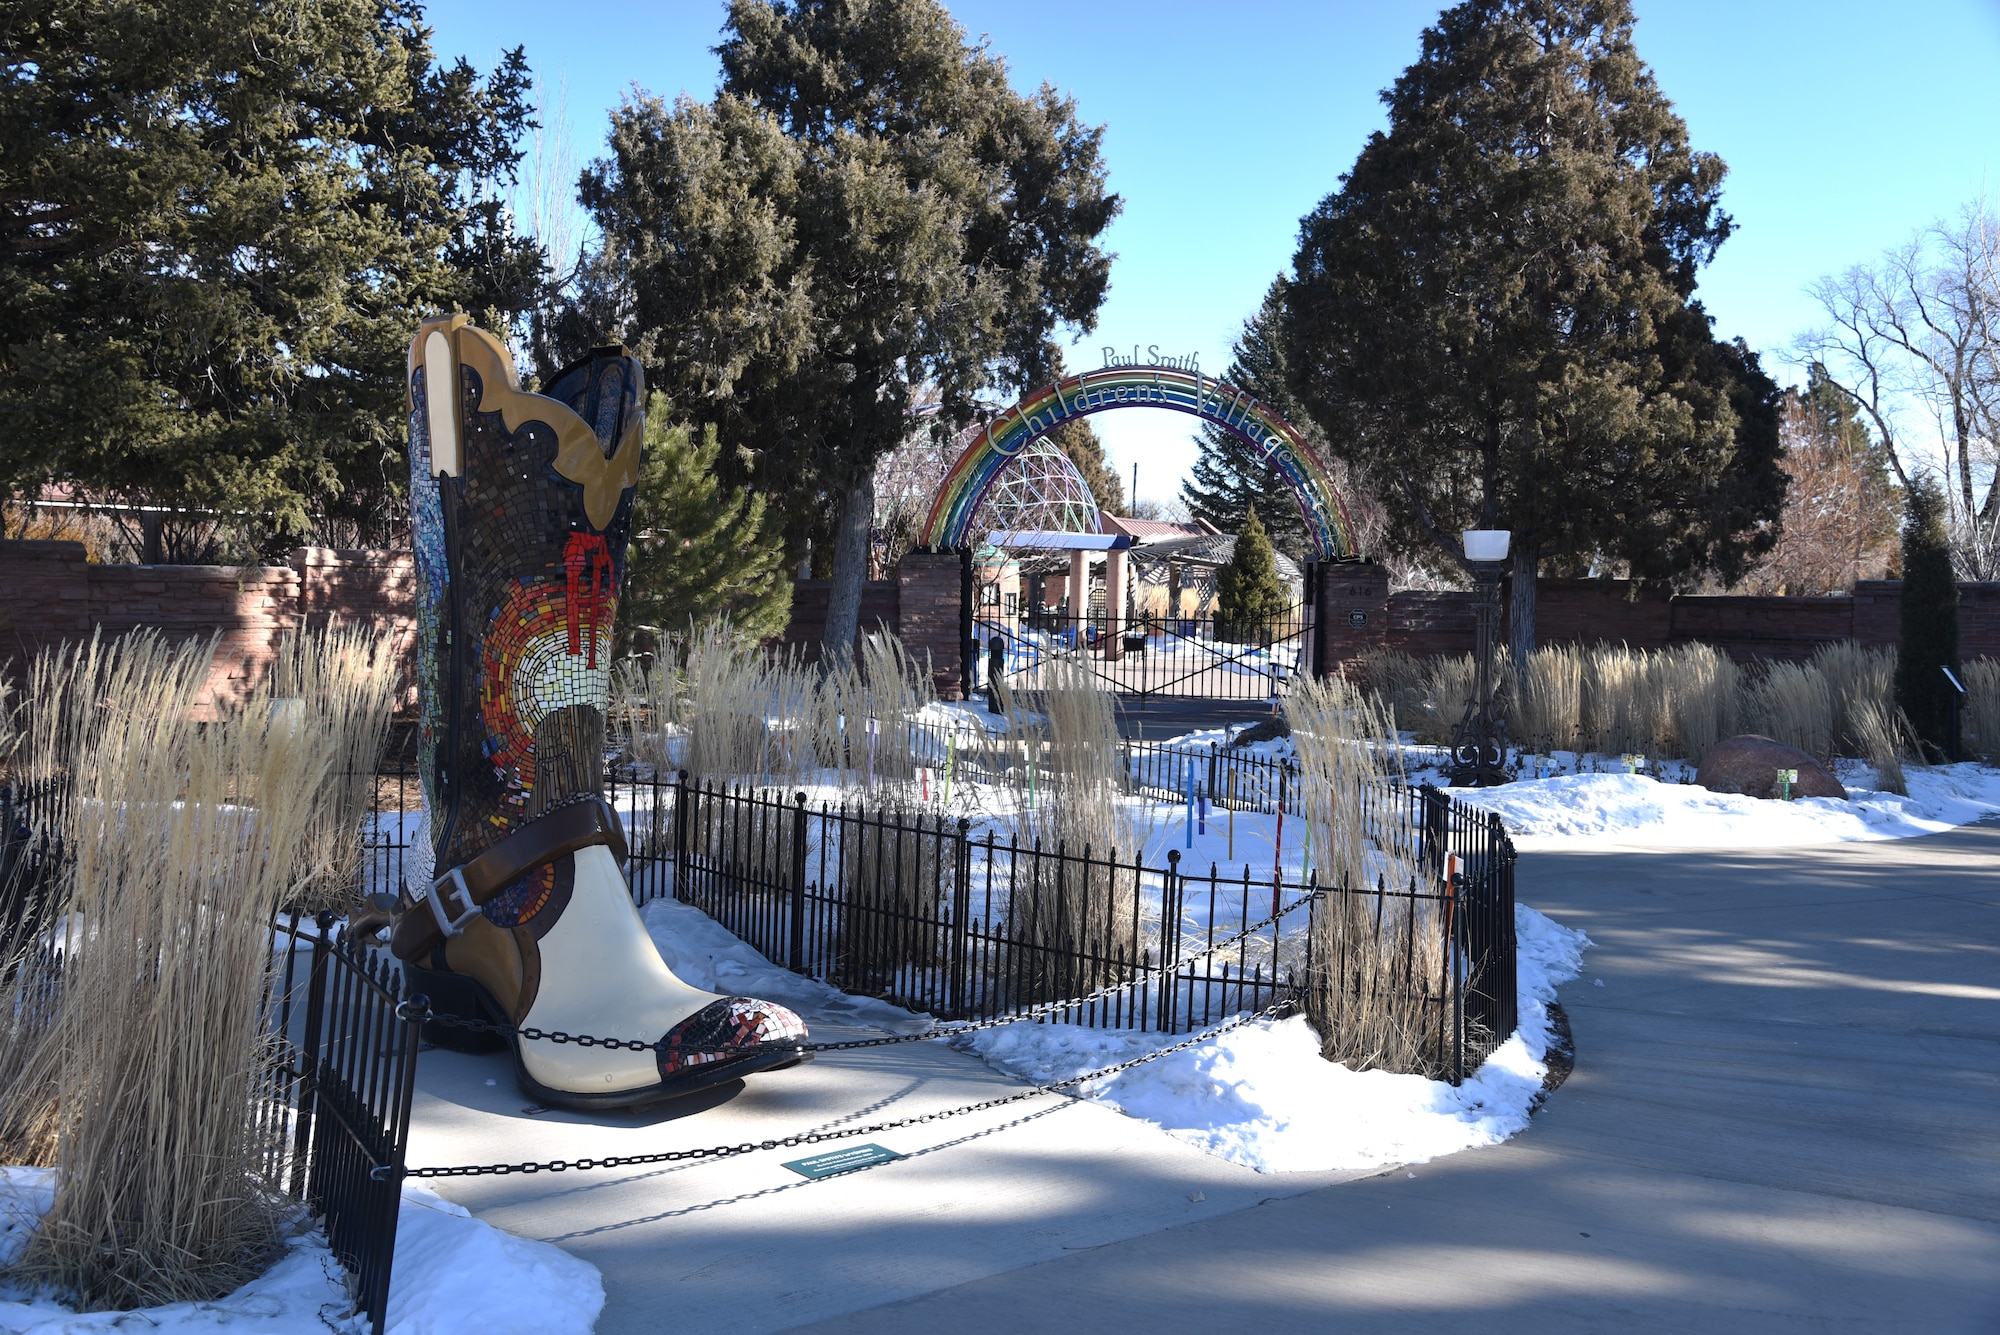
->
1447, 528, 1512, 787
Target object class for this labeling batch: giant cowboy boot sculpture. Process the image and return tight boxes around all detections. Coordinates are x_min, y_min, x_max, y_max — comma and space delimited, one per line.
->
391, 315, 809, 1109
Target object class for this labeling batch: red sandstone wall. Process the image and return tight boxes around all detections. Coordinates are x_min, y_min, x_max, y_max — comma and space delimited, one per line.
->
87, 562, 298, 712
776, 579, 899, 665
294, 547, 420, 710
0, 540, 93, 672
772, 555, 968, 698
0, 540, 418, 715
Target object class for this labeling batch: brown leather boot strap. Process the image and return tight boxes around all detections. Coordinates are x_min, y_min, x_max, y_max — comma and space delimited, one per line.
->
389, 798, 629, 962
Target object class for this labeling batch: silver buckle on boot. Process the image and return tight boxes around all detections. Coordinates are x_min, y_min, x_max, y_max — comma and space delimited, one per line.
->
424, 866, 483, 939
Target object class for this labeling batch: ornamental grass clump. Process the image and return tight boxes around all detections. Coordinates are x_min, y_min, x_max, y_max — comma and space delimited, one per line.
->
270, 621, 398, 911
1657, 643, 1742, 767
681, 619, 776, 781
0, 631, 332, 1311
1508, 644, 1584, 755
1283, 673, 1443, 1076
1002, 658, 1141, 1003
1962, 658, 2000, 762
1809, 641, 1894, 755
609, 652, 686, 772
1850, 699, 1910, 796
1745, 660, 1836, 762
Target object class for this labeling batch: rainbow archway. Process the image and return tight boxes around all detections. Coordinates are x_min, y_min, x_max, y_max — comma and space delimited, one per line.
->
920, 364, 1358, 560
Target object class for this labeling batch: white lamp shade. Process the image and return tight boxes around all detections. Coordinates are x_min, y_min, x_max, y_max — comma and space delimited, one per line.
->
1462, 529, 1512, 562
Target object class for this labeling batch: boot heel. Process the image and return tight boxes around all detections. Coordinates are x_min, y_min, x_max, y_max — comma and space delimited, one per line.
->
405, 963, 508, 1053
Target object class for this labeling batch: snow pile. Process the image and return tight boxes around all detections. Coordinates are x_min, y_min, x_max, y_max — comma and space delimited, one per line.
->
961, 903, 1590, 1174
0, 1177, 602, 1335
1446, 763, 2000, 848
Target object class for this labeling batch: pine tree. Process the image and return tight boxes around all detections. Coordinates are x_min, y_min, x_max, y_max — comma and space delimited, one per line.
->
580, 0, 1119, 668
1282, 0, 1784, 665
1047, 418, 1124, 516
1215, 508, 1290, 644
619, 396, 794, 650
0, 1, 544, 555
1181, 284, 1312, 561
1895, 479, 1960, 758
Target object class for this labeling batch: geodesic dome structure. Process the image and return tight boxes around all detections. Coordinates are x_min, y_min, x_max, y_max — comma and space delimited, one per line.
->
875, 416, 1103, 561
969, 434, 1102, 538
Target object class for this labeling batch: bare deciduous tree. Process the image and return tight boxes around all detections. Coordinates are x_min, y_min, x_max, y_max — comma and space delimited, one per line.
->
1737, 384, 1900, 594
1802, 200, 2000, 576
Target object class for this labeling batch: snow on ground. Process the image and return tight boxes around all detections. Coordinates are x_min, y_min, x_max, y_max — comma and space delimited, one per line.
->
1441, 762, 2000, 849
959, 903, 1589, 1173
0, 1176, 601, 1335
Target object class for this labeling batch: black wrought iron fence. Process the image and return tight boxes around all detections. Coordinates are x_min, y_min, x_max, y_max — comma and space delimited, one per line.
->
278, 916, 425, 1335
657, 770, 1515, 1080
0, 778, 70, 957
353, 756, 1516, 1078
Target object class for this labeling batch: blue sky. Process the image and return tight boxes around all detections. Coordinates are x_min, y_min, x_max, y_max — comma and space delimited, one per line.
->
424, 0, 2000, 509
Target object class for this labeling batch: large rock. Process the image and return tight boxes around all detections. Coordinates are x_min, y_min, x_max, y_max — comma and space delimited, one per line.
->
1696, 735, 1847, 801
1230, 716, 1292, 747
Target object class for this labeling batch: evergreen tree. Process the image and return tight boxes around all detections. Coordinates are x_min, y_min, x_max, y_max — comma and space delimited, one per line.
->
578, 0, 1119, 668
1181, 284, 1312, 561
1281, 0, 1784, 664
1048, 418, 1124, 517
619, 395, 793, 650
1215, 508, 1289, 644
0, 0, 545, 556
1895, 479, 1960, 758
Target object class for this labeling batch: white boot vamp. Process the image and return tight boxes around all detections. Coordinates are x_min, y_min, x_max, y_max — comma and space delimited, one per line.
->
518, 844, 724, 1094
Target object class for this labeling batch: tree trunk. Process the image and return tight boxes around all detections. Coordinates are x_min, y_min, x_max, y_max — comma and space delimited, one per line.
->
820, 470, 876, 672
1508, 537, 1539, 668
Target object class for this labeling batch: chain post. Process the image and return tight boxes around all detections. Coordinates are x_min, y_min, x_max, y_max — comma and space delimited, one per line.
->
788, 791, 809, 973
672, 768, 690, 875
1158, 849, 1182, 1032
948, 817, 973, 1016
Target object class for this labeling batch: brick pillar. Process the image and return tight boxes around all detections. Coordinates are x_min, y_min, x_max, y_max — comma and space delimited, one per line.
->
895, 551, 966, 700
1317, 562, 1390, 681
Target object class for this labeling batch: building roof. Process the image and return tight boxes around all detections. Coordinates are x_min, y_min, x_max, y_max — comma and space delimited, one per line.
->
1100, 515, 1217, 542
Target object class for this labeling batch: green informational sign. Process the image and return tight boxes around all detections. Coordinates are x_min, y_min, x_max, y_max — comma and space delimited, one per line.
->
782, 1144, 906, 1180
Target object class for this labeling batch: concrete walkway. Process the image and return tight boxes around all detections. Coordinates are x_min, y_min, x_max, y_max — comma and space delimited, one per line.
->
420, 819, 2000, 1333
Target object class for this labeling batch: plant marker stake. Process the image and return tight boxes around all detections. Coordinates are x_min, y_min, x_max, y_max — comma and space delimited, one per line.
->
867, 716, 878, 788
943, 733, 956, 806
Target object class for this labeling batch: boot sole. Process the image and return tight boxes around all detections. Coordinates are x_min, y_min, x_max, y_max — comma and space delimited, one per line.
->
404, 962, 813, 1112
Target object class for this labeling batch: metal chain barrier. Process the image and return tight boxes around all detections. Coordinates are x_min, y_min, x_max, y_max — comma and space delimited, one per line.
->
400, 1001, 1287, 1181
412, 890, 1315, 1058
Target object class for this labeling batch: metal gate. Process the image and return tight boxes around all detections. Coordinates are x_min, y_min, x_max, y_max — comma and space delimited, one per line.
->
977, 604, 1311, 701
